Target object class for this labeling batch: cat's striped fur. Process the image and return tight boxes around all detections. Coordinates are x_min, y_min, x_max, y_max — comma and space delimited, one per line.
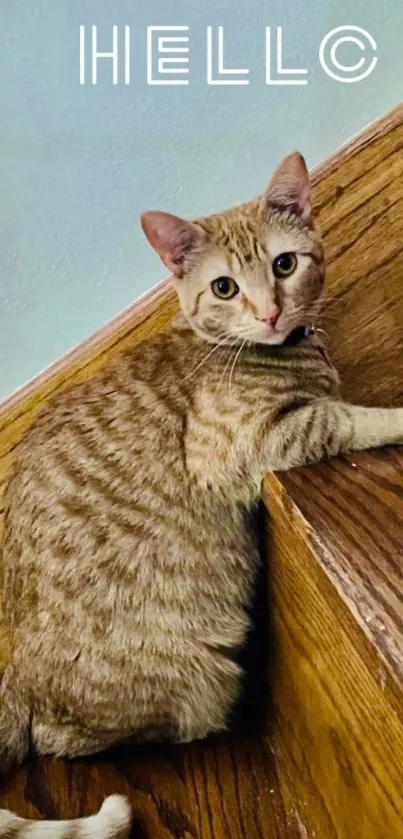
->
2, 152, 403, 837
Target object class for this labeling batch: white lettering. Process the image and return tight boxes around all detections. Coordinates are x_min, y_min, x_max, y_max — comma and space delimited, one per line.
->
147, 27, 190, 85
266, 27, 308, 86
207, 27, 249, 85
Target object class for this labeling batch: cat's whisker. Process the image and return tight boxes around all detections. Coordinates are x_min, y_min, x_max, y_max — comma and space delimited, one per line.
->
228, 340, 247, 393
318, 310, 343, 323
188, 327, 258, 391
211, 332, 255, 396
286, 302, 339, 328
318, 298, 345, 314
184, 334, 235, 382
214, 347, 238, 397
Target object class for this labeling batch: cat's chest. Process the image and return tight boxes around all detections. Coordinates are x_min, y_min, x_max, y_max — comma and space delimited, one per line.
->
195, 348, 338, 427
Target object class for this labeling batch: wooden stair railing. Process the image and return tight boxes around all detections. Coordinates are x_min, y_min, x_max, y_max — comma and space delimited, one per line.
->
0, 105, 402, 837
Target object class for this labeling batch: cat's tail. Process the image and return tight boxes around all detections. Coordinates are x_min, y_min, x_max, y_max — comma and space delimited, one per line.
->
0, 665, 30, 777
0, 795, 132, 838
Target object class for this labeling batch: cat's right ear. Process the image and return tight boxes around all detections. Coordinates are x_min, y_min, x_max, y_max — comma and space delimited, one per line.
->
141, 211, 208, 278
260, 152, 312, 222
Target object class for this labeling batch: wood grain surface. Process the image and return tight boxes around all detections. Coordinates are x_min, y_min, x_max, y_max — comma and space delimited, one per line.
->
278, 450, 403, 683
313, 107, 403, 406
263, 476, 403, 839
0, 737, 297, 839
1, 103, 403, 837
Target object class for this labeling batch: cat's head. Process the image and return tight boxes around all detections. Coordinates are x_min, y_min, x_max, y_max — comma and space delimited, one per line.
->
141, 152, 324, 346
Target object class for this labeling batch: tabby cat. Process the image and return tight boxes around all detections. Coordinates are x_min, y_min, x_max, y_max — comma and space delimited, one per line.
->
1, 152, 403, 837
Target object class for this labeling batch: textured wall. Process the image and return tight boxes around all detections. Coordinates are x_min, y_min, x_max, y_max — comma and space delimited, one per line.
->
1, 0, 401, 400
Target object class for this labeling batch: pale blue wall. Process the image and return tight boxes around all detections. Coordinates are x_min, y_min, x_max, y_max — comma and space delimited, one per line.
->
1, 0, 402, 400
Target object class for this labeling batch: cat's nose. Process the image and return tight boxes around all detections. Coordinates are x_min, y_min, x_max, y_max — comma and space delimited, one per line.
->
259, 306, 281, 328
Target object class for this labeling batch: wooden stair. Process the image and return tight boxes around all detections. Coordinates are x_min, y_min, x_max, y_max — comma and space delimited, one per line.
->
1, 106, 403, 837
263, 451, 403, 838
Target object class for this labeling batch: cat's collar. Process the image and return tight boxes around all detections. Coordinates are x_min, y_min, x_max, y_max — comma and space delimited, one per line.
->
283, 323, 332, 367
282, 324, 316, 347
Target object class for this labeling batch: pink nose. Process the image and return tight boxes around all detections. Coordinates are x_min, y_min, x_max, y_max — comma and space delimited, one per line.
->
259, 307, 281, 328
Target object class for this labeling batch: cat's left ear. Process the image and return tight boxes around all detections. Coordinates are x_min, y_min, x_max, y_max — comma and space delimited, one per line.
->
260, 152, 312, 223
141, 211, 208, 278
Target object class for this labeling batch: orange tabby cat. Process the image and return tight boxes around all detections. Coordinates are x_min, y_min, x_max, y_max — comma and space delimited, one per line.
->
1, 152, 403, 837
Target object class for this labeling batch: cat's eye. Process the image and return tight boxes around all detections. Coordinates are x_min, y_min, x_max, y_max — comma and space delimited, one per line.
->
272, 252, 297, 278
211, 277, 239, 300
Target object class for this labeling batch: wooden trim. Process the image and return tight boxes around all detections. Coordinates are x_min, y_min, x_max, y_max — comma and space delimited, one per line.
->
310, 102, 403, 183
0, 278, 176, 426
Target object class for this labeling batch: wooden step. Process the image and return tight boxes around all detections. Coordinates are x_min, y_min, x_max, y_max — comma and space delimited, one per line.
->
263, 454, 403, 839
